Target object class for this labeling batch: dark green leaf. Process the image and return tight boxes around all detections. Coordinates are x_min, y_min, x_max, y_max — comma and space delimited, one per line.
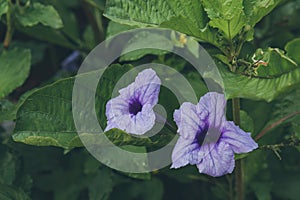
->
0, 48, 31, 99
0, 146, 17, 185
88, 168, 113, 200
16, 3, 63, 29
0, 184, 31, 200
0, 99, 17, 122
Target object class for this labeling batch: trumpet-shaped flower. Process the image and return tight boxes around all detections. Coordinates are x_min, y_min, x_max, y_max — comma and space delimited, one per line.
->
171, 92, 258, 177
105, 69, 161, 135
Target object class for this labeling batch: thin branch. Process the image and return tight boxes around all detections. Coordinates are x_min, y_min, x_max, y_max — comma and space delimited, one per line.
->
255, 110, 300, 141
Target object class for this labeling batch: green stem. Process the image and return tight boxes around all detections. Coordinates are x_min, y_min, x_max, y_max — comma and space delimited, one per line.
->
232, 98, 244, 200
255, 110, 300, 141
3, 1, 14, 48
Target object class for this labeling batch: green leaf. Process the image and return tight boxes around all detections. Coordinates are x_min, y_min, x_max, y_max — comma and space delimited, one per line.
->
106, 21, 136, 38
285, 38, 300, 64
240, 110, 254, 133
110, 178, 163, 200
221, 43, 300, 101
12, 64, 169, 149
253, 48, 298, 78
0, 48, 31, 99
243, 0, 282, 27
0, 99, 17, 122
221, 65, 300, 102
0, 146, 17, 185
202, 0, 246, 39
119, 30, 170, 61
88, 168, 113, 200
16, 3, 63, 29
17, 25, 78, 49
0, 184, 31, 200
0, 0, 8, 18
104, 0, 219, 45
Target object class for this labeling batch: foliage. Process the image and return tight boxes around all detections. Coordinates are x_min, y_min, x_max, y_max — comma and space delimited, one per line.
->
0, 0, 299, 199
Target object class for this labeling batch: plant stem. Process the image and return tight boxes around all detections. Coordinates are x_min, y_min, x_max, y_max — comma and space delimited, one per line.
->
3, 1, 14, 48
255, 110, 300, 141
232, 98, 244, 200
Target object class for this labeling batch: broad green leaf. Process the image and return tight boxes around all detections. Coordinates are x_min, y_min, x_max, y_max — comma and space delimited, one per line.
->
243, 0, 282, 27
104, 0, 207, 28
0, 0, 8, 18
0, 48, 31, 99
221, 42, 300, 101
13, 64, 170, 149
16, 3, 63, 29
104, 0, 219, 45
0, 184, 30, 200
18, 25, 78, 49
221, 65, 300, 102
202, 0, 246, 39
119, 30, 170, 61
285, 38, 300, 64
106, 21, 136, 38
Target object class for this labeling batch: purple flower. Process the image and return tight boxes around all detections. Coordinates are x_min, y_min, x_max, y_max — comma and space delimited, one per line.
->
171, 92, 258, 177
105, 68, 161, 135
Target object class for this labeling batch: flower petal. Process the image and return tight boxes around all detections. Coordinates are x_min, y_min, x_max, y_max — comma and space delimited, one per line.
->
105, 69, 161, 134
173, 102, 207, 140
221, 121, 258, 154
196, 142, 235, 177
198, 92, 226, 129
171, 137, 200, 169
119, 68, 161, 106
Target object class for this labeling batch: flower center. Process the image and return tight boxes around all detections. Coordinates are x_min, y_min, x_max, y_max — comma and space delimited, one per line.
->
196, 122, 209, 146
129, 99, 143, 115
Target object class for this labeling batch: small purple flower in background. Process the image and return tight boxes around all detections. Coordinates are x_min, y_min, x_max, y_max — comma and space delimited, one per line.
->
171, 92, 258, 177
105, 68, 161, 135
61, 50, 81, 72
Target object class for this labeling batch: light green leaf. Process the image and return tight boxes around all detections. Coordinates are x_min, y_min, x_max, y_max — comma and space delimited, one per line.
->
106, 21, 136, 38
202, 0, 246, 39
285, 38, 300, 64
0, 48, 31, 99
0, 0, 8, 18
16, 3, 63, 29
243, 0, 282, 27
104, 0, 218, 45
221, 65, 300, 102
119, 30, 170, 61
